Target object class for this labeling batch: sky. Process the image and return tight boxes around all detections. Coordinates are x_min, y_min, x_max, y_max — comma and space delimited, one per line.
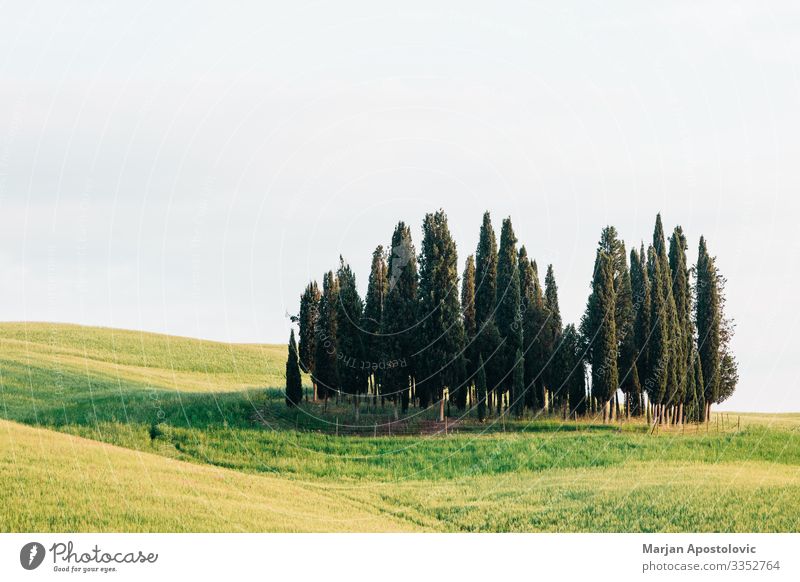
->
1, 1, 799, 412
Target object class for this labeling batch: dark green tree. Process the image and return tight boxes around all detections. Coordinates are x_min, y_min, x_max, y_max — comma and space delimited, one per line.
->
475, 211, 498, 327
645, 246, 668, 419
417, 210, 466, 419
336, 257, 367, 419
298, 281, 321, 399
588, 250, 619, 421
382, 222, 419, 414
616, 258, 641, 417
459, 255, 477, 411
475, 212, 501, 413
313, 271, 339, 404
522, 257, 549, 411
495, 218, 522, 412
630, 245, 651, 413
669, 226, 694, 422
285, 329, 303, 407
544, 264, 563, 411
652, 214, 680, 420
695, 236, 721, 421
363, 246, 388, 402
716, 272, 739, 405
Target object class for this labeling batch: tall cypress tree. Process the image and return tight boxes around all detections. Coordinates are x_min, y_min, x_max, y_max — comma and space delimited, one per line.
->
363, 246, 388, 402
716, 272, 739, 405
382, 222, 418, 414
589, 250, 619, 421
616, 258, 641, 417
496, 218, 522, 412
645, 246, 668, 417
313, 271, 339, 404
695, 236, 721, 421
460, 255, 477, 411
669, 226, 694, 422
336, 257, 367, 418
630, 245, 650, 414
525, 259, 549, 411
475, 212, 502, 413
519, 247, 540, 411
418, 210, 466, 418
544, 264, 563, 411
285, 329, 303, 407
652, 214, 679, 419
298, 281, 321, 398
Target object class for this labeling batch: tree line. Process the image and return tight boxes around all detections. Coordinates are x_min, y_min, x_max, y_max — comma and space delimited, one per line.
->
285, 210, 737, 425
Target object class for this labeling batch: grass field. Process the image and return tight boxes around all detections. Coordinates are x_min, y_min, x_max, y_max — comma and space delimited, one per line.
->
1, 322, 799, 532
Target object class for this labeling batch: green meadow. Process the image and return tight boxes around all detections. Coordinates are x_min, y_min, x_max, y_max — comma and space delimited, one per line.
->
1, 322, 799, 532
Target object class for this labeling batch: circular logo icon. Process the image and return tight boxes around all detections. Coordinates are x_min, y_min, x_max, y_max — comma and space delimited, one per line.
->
20, 542, 46, 570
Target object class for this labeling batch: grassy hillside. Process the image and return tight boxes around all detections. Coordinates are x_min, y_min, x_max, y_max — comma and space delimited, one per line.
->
0, 419, 412, 532
2, 322, 800, 532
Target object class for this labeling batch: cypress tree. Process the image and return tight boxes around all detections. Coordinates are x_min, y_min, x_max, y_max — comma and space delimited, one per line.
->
523, 259, 548, 411
475, 212, 501, 413
716, 272, 739, 405
475, 211, 498, 327
495, 218, 522, 412
336, 257, 367, 418
589, 250, 619, 421
476, 354, 487, 422
460, 255, 477, 410
544, 264, 563, 411
696, 236, 721, 420
582, 228, 624, 418
519, 248, 538, 411
669, 226, 693, 422
630, 245, 650, 414
645, 246, 668, 419
363, 246, 388, 403
285, 329, 303, 407
298, 281, 321, 399
418, 210, 466, 419
652, 214, 680, 421
313, 271, 339, 404
382, 222, 419, 414
616, 258, 641, 417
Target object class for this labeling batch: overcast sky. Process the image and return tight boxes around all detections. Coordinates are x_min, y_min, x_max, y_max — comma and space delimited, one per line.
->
1, 1, 799, 411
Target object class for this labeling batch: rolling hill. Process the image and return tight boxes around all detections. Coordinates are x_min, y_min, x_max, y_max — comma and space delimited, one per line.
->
2, 322, 800, 532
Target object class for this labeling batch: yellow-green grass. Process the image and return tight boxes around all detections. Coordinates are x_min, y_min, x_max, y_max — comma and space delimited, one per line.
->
2, 322, 800, 532
0, 321, 296, 392
0, 419, 413, 532
3, 418, 799, 532
712, 411, 800, 430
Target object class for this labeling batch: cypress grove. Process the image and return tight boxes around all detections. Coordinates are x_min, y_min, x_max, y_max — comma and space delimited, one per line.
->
287, 212, 737, 427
